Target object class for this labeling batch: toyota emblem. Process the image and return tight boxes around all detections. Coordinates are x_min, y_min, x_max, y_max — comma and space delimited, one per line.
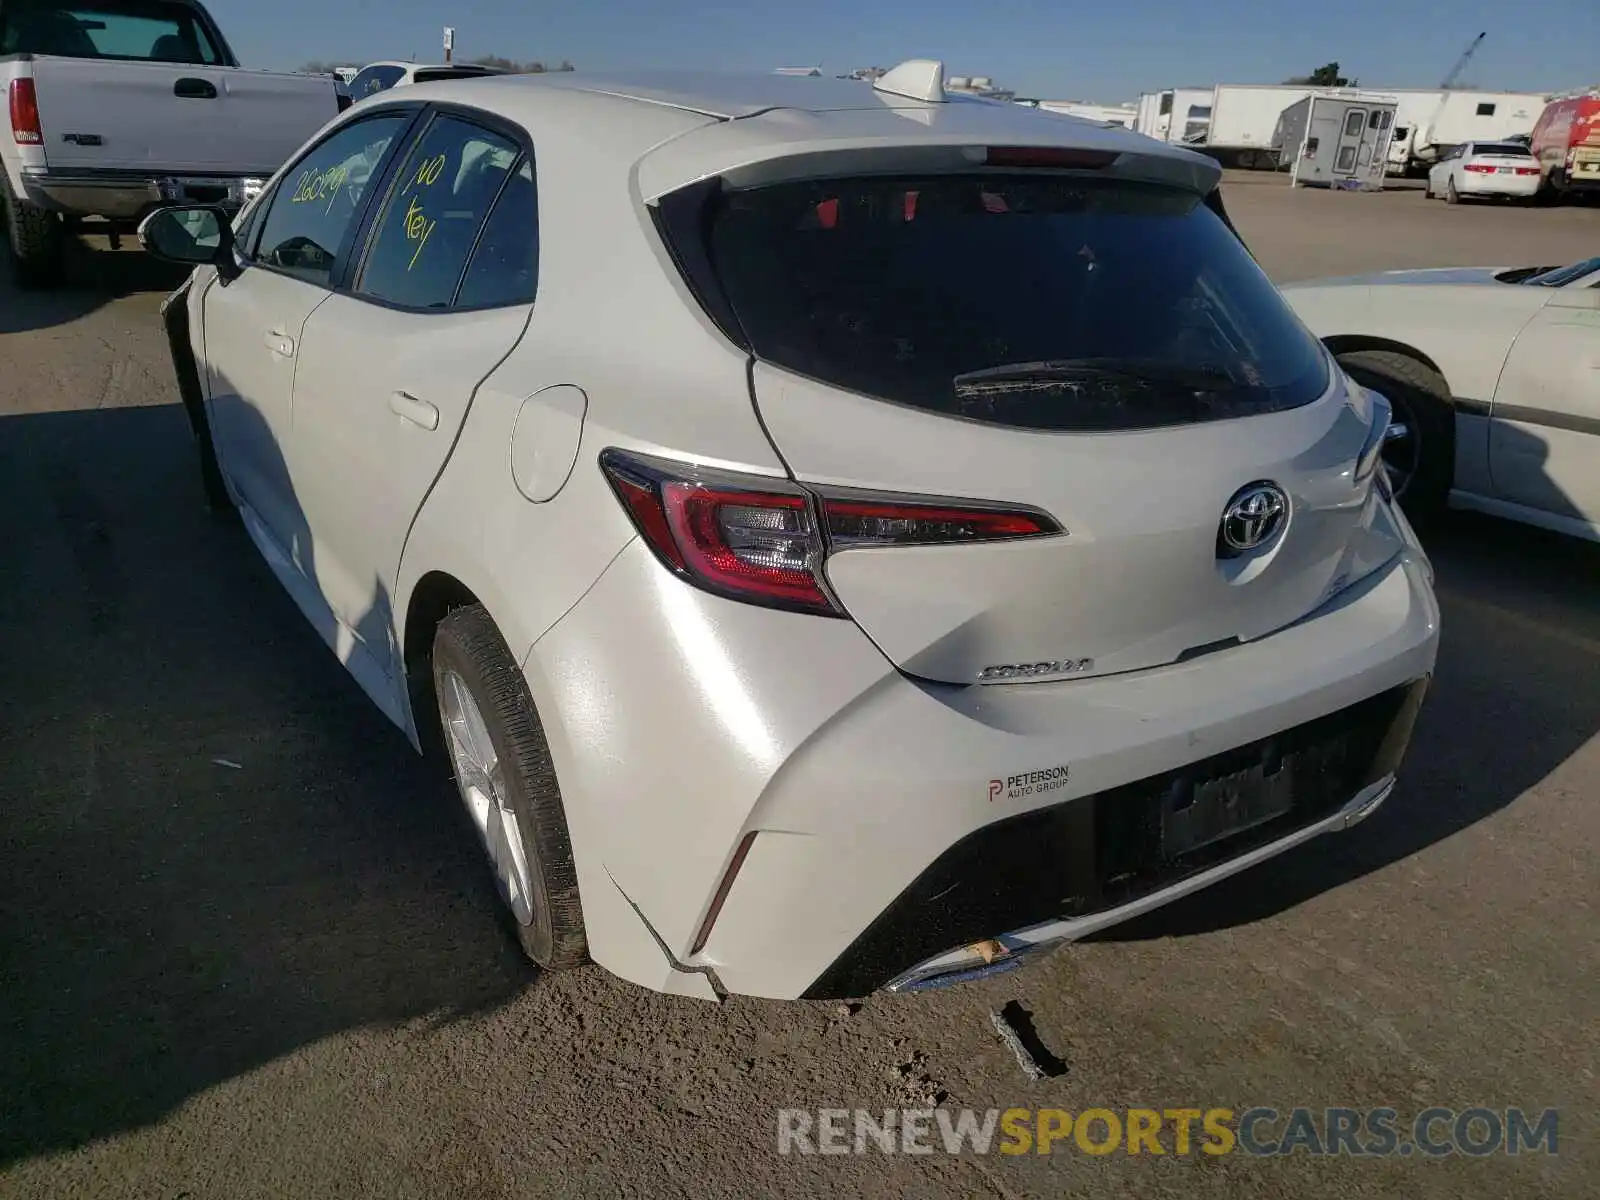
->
1219, 482, 1289, 556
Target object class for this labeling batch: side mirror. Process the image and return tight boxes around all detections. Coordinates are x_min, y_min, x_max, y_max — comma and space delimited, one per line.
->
137, 204, 240, 282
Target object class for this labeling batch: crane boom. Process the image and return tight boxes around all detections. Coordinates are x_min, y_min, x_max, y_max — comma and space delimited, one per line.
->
1442, 31, 1486, 90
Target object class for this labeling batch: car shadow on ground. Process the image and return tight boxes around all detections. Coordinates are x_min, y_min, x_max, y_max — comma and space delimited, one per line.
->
0, 401, 529, 1168
1106, 508, 1600, 942
0, 238, 189, 333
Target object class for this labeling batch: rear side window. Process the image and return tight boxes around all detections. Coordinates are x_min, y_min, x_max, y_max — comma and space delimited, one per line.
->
0, 0, 222, 62
454, 158, 538, 308
700, 174, 1331, 431
356, 115, 523, 309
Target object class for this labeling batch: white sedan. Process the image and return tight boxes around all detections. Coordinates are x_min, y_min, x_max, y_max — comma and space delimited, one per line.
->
1424, 141, 1543, 203
137, 64, 1437, 1000
1284, 256, 1600, 542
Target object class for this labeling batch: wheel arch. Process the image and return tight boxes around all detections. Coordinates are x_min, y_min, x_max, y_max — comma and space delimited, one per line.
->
1322, 335, 1453, 394
401, 570, 484, 751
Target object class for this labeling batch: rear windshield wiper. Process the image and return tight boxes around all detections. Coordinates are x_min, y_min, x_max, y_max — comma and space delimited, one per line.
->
953, 358, 1240, 395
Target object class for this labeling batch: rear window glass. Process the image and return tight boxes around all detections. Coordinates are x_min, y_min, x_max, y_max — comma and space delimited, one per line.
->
703, 174, 1331, 431
350, 64, 405, 98
0, 0, 222, 62
412, 67, 496, 83
1472, 143, 1533, 157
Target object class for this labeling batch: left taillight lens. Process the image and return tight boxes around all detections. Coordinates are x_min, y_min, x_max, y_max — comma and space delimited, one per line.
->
9, 79, 42, 145
601, 449, 839, 614
599, 449, 1061, 617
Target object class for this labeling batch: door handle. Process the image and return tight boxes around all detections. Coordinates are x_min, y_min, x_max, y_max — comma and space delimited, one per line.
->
174, 77, 218, 99
389, 391, 440, 431
264, 330, 295, 358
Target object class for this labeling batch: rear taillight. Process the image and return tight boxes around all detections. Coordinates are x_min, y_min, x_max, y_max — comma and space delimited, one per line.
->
822, 497, 1054, 547
601, 450, 837, 614
9, 79, 42, 145
1463, 163, 1496, 173
599, 449, 1061, 616
1515, 167, 1540, 176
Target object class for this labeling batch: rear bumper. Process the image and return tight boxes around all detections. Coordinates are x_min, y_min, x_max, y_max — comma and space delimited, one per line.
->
18, 167, 266, 220
1456, 173, 1541, 198
831, 687, 1421, 996
527, 537, 1439, 1001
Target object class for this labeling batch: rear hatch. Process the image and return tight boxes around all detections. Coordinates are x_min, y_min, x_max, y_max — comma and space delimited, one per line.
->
669, 162, 1393, 684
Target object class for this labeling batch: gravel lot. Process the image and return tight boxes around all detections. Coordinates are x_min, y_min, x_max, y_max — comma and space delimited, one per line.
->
1, 173, 1596, 1199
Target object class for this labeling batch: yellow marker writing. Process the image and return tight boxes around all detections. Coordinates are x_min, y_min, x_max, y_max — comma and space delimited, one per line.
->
408, 152, 447, 192
405, 194, 434, 270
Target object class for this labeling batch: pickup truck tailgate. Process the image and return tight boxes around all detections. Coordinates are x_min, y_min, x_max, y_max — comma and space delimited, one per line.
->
30, 56, 334, 174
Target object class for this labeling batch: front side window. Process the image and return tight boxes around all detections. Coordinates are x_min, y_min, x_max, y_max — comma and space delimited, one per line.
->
356, 115, 522, 309
253, 114, 409, 286
0, 0, 222, 62
700, 174, 1331, 432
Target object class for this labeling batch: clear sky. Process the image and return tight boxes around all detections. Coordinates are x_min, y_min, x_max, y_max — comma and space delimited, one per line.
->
214, 0, 1597, 104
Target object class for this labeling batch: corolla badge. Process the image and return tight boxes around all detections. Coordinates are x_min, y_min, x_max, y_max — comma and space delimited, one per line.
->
1219, 482, 1289, 555
978, 658, 1094, 682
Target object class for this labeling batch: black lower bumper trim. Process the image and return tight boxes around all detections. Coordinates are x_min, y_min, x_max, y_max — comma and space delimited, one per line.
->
803, 680, 1428, 1000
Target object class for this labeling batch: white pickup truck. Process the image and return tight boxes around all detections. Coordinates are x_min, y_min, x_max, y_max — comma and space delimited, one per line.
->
1, 0, 338, 286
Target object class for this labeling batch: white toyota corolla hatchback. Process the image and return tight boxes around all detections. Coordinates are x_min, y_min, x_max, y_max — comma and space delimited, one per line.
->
142, 62, 1439, 1000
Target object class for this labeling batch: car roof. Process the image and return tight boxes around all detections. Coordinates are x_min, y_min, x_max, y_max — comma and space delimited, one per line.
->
394, 66, 1223, 199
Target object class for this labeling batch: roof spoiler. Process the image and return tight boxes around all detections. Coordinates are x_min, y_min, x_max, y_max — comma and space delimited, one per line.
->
873, 59, 947, 103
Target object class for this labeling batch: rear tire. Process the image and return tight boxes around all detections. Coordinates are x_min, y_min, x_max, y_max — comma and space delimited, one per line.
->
1445, 178, 1460, 205
1, 173, 66, 289
432, 604, 588, 971
1336, 350, 1455, 521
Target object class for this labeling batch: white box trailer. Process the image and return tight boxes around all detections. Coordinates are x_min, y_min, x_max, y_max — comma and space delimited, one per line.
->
1274, 92, 1398, 190
1206, 84, 1319, 166
1133, 88, 1214, 144
1035, 101, 1138, 129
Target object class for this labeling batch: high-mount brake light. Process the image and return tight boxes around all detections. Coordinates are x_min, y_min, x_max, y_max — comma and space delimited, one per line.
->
600, 450, 1065, 617
984, 146, 1118, 170
9, 80, 42, 145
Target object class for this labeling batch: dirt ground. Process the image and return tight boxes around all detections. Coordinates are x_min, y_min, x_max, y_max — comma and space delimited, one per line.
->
1, 174, 1596, 1199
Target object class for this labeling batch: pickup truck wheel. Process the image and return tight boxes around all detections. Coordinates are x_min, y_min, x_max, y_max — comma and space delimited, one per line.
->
2, 177, 66, 290
1337, 350, 1455, 520
432, 604, 588, 972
